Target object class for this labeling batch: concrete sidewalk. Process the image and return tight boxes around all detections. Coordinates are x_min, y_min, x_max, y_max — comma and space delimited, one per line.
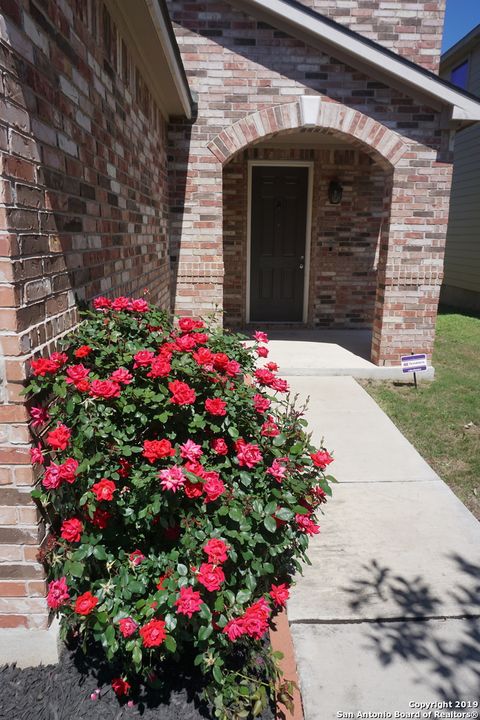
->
286, 377, 480, 720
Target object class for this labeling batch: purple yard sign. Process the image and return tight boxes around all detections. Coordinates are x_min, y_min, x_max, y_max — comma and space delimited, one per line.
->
401, 353, 428, 373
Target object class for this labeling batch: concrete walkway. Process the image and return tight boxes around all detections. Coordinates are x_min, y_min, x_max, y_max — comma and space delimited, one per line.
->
264, 329, 435, 380
286, 377, 480, 719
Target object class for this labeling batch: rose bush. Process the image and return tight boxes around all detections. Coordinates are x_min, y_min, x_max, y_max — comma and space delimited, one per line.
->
26, 297, 335, 719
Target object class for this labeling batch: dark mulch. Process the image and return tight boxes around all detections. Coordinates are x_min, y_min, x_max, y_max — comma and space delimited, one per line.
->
0, 640, 274, 720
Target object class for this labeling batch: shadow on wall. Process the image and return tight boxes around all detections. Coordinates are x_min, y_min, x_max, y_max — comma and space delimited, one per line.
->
343, 556, 480, 702
168, 120, 193, 312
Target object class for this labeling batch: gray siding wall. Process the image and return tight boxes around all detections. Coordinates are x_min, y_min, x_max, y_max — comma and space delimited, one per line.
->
442, 46, 480, 300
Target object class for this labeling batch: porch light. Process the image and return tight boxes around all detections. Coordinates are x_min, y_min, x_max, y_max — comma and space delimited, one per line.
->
328, 180, 343, 204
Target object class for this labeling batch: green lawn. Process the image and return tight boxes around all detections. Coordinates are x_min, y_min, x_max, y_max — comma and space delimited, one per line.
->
362, 309, 480, 520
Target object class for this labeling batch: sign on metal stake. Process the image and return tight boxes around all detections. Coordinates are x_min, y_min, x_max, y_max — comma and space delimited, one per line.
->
401, 352, 427, 389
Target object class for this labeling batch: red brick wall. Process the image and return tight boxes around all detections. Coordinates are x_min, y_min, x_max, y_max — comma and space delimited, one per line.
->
296, 0, 446, 73
223, 146, 387, 328
0, 0, 171, 629
167, 0, 453, 366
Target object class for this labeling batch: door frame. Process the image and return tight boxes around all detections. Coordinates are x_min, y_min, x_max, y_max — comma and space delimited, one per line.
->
246, 160, 314, 324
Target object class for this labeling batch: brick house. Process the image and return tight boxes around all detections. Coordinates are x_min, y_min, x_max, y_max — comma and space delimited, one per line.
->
1, 0, 480, 655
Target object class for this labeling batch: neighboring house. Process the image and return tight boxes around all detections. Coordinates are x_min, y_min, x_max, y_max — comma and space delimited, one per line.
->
440, 25, 480, 312
1, 0, 480, 653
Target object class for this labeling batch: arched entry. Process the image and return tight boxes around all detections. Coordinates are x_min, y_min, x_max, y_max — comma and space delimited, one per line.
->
208, 98, 408, 362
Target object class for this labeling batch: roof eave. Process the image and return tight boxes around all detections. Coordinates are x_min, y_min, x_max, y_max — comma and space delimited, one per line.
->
231, 0, 480, 124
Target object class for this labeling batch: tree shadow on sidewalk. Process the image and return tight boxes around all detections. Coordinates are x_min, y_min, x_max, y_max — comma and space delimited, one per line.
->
343, 555, 480, 702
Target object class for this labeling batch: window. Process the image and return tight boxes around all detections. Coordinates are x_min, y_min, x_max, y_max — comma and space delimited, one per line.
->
451, 60, 469, 90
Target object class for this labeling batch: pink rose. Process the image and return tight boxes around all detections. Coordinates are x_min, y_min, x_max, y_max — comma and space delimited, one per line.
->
180, 440, 203, 462
46, 577, 70, 609
119, 617, 138, 637
159, 465, 186, 492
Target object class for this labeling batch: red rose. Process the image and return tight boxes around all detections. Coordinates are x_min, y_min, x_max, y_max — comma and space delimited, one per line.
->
256, 346, 269, 358
130, 298, 149, 312
143, 439, 175, 463
74, 591, 98, 615
213, 353, 229, 371
129, 549, 145, 566
272, 377, 289, 393
193, 347, 214, 367
174, 586, 203, 617
92, 478, 116, 501
203, 538, 229, 564
253, 394, 271, 413
117, 458, 131, 478
203, 473, 225, 503
211, 438, 228, 455
30, 358, 57, 376
111, 678, 131, 697
89, 380, 121, 399
270, 583, 290, 607
147, 357, 171, 378
184, 480, 203, 499
197, 563, 225, 592
74, 345, 92, 358
311, 450, 334, 469
133, 350, 155, 368
91, 508, 111, 529
178, 317, 197, 333
111, 296, 131, 311
93, 296, 111, 310
242, 599, 270, 639
65, 364, 90, 389
59, 457, 78, 483
266, 362, 279, 372
175, 333, 197, 352
205, 398, 227, 416
168, 380, 196, 405
295, 513, 320, 535
235, 440, 262, 468
61, 518, 84, 542
110, 367, 133, 385
119, 617, 138, 638
261, 416, 280, 437
46, 424, 71, 451
140, 618, 167, 647
223, 617, 246, 641
225, 360, 241, 376
254, 368, 276, 387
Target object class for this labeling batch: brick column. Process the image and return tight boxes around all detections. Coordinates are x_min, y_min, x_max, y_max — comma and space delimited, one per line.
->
371, 156, 453, 366
169, 123, 224, 317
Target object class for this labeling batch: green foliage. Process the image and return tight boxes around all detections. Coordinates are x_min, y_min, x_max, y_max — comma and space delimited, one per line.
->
27, 297, 333, 717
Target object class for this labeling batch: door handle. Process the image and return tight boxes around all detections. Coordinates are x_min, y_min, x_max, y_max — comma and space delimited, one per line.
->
299, 264, 304, 270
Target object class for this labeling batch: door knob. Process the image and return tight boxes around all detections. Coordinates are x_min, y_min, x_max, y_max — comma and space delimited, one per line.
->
299, 264, 304, 270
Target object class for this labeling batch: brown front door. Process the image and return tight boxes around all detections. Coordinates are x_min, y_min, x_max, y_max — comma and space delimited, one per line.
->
250, 165, 308, 322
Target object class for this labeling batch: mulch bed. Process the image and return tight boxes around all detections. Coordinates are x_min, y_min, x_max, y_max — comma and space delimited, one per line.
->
0, 640, 274, 720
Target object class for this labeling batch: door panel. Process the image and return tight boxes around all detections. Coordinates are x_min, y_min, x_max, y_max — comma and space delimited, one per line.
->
250, 165, 308, 322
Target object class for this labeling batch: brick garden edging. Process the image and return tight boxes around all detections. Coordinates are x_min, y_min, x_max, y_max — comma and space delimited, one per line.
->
270, 610, 304, 720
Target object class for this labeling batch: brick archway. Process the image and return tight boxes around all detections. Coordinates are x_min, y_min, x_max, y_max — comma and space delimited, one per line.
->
207, 97, 409, 169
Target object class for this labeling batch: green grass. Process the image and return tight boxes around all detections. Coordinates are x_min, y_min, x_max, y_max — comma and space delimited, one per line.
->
362, 309, 480, 520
